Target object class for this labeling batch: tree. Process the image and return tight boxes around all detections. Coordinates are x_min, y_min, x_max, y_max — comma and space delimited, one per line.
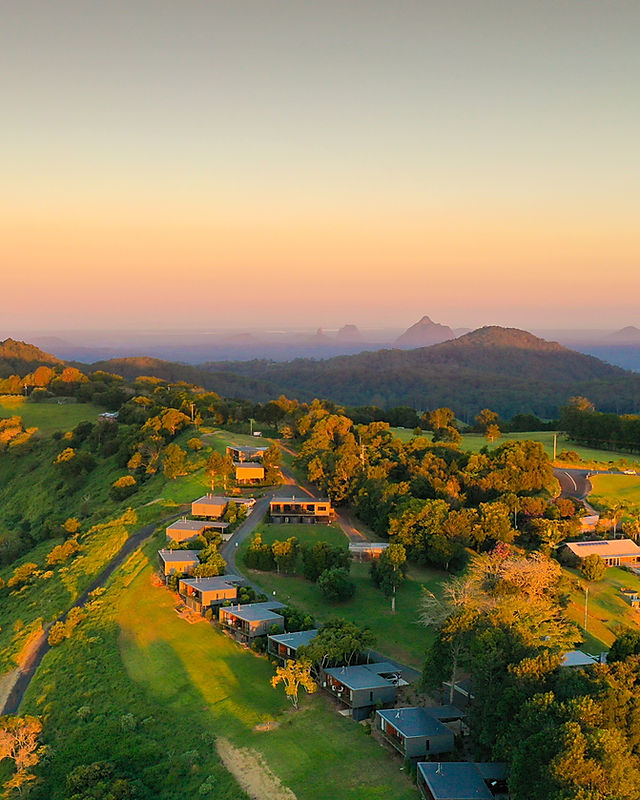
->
370, 543, 407, 612
193, 553, 226, 577
301, 542, 350, 582
318, 567, 355, 602
187, 437, 203, 451
271, 537, 299, 575
0, 714, 43, 794
244, 533, 275, 571
46, 538, 79, 567
608, 629, 640, 663
206, 451, 225, 490
581, 553, 606, 582
8, 562, 38, 589
299, 618, 375, 669
270, 659, 317, 709
162, 443, 187, 479
485, 424, 501, 443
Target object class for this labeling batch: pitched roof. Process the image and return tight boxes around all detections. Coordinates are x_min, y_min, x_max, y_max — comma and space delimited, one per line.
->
565, 539, 640, 559
377, 707, 451, 738
158, 549, 200, 563
268, 629, 319, 650
417, 762, 506, 800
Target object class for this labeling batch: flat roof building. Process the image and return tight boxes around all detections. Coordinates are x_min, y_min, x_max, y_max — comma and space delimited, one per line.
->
178, 574, 244, 614
564, 539, 640, 567
267, 629, 319, 662
219, 601, 285, 643
416, 762, 508, 800
376, 707, 455, 759
157, 549, 200, 579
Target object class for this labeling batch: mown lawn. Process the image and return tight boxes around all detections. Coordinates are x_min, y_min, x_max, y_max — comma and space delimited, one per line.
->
0, 396, 104, 437
589, 474, 640, 517
239, 523, 441, 668
23, 540, 419, 799
563, 565, 640, 651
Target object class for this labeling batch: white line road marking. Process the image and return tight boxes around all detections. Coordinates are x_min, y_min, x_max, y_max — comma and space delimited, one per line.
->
563, 471, 577, 491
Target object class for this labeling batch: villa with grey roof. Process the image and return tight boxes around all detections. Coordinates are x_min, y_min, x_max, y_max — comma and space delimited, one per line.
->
178, 575, 244, 615
323, 662, 409, 721
157, 549, 200, 580
376, 707, 455, 759
191, 494, 255, 519
416, 761, 508, 800
219, 601, 285, 644
267, 629, 319, 663
226, 444, 269, 462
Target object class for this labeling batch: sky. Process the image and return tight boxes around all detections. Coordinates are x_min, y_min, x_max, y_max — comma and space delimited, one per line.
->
1, 0, 639, 331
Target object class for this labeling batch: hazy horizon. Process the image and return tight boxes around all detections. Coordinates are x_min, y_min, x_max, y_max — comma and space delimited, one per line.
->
2, 1, 639, 330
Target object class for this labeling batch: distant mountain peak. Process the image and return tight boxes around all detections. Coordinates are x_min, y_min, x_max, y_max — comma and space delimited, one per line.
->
608, 326, 640, 344
337, 324, 362, 341
394, 316, 454, 348
443, 326, 565, 352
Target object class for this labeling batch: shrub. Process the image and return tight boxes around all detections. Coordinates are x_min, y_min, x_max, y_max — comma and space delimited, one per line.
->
318, 567, 356, 602
48, 622, 67, 646
110, 474, 138, 501
47, 538, 80, 567
188, 437, 203, 451
8, 562, 38, 589
581, 553, 606, 582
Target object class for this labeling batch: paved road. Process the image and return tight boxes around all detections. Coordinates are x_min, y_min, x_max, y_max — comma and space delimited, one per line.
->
554, 468, 594, 501
1, 512, 184, 716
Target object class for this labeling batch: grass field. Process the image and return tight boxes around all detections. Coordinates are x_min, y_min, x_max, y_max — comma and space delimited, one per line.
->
22, 539, 419, 800
589, 474, 640, 517
563, 565, 640, 652
390, 427, 639, 466
239, 524, 442, 668
0, 396, 103, 437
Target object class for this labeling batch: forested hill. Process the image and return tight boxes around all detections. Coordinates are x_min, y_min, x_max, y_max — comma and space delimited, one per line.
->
199, 327, 640, 418
86, 356, 278, 401
0, 339, 61, 377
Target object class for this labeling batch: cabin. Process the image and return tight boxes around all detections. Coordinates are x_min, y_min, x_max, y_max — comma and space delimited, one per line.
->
269, 497, 334, 524
165, 519, 208, 543
191, 495, 230, 518
234, 462, 265, 483
323, 662, 410, 721
349, 542, 389, 562
219, 601, 285, 643
416, 762, 508, 800
178, 575, 244, 614
376, 707, 455, 759
563, 539, 640, 567
157, 549, 200, 580
191, 494, 256, 519
226, 445, 268, 462
267, 629, 319, 663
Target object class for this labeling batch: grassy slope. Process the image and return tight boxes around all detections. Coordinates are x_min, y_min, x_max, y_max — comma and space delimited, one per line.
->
0, 396, 103, 437
22, 539, 418, 800
589, 474, 640, 516
563, 565, 640, 652
239, 524, 441, 668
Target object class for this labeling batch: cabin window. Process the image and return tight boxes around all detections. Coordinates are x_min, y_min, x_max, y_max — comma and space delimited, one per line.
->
369, 691, 373, 701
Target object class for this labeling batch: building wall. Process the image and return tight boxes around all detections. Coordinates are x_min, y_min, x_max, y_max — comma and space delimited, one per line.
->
166, 528, 202, 543
235, 465, 265, 481
405, 732, 454, 758
192, 501, 227, 518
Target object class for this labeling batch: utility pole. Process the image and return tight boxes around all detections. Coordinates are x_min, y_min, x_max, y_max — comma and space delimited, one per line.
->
553, 433, 558, 461
584, 584, 589, 632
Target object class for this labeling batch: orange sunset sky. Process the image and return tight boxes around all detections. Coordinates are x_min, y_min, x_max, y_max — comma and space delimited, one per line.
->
2, 1, 639, 330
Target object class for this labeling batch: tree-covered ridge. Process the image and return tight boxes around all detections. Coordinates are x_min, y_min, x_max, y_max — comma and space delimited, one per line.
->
0, 339, 61, 378
199, 327, 640, 417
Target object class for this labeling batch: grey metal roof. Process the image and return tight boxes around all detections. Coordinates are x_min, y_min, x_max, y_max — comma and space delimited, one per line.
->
377, 707, 451, 738
424, 705, 466, 721
270, 496, 331, 504
224, 600, 285, 622
158, 549, 200, 563
233, 461, 264, 468
268, 629, 319, 650
417, 762, 497, 800
180, 574, 243, 591
193, 495, 229, 505
167, 519, 205, 531
325, 662, 401, 691
562, 650, 598, 667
